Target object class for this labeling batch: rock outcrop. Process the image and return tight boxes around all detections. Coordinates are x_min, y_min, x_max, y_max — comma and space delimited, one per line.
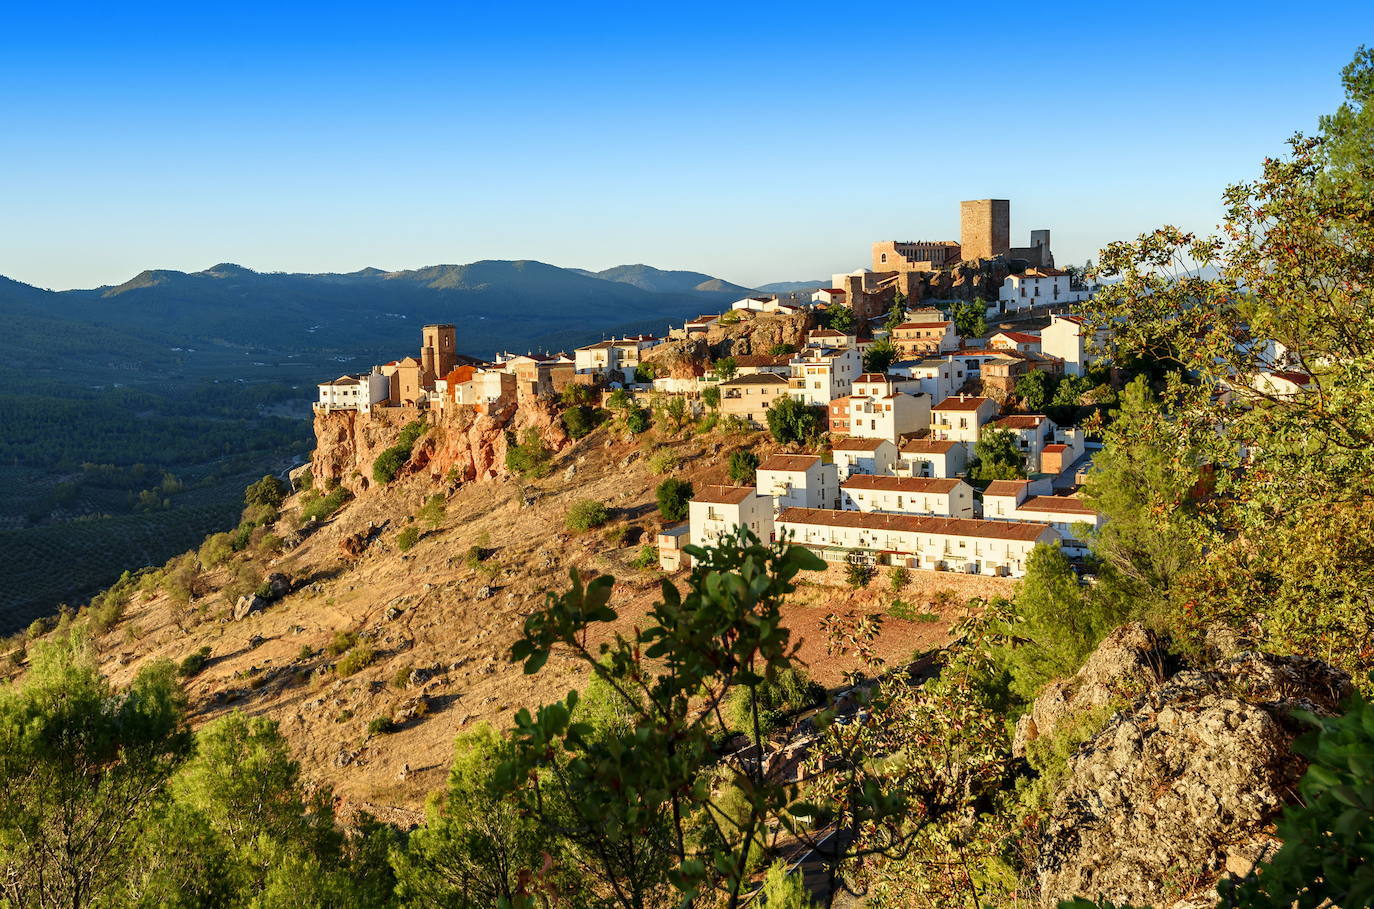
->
1031, 626, 1352, 907
312, 396, 567, 495
641, 311, 816, 380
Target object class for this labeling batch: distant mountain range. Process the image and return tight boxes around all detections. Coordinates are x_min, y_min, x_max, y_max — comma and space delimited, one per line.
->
0, 260, 825, 387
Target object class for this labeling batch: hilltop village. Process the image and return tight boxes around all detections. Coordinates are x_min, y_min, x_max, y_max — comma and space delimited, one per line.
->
314, 198, 1299, 581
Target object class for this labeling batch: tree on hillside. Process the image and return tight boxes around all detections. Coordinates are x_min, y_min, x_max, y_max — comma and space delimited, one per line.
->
0, 634, 191, 908
711, 357, 738, 382
1080, 47, 1374, 686
728, 449, 760, 485
766, 396, 824, 445
970, 428, 1026, 481
823, 303, 856, 334
655, 477, 694, 522
884, 294, 907, 333
948, 299, 988, 339
702, 385, 722, 411
1015, 370, 1057, 412
245, 474, 287, 508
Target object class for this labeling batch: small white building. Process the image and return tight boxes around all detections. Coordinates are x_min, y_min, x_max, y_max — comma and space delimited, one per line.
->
790, 346, 863, 407
930, 395, 1000, 444
842, 391, 930, 445
998, 268, 1073, 314
980, 480, 1099, 557
1040, 315, 1103, 378
830, 437, 898, 480
776, 507, 1059, 577
897, 438, 968, 479
731, 296, 775, 312
574, 340, 620, 375
892, 356, 966, 403
811, 288, 847, 307
317, 370, 389, 413
985, 414, 1057, 474
988, 331, 1042, 354
755, 454, 838, 513
840, 475, 975, 518
688, 485, 775, 549
805, 328, 858, 349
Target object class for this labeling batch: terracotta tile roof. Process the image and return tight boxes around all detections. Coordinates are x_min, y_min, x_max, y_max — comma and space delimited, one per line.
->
577, 340, 617, 350
1018, 495, 1098, 516
993, 331, 1041, 344
831, 438, 890, 452
1043, 443, 1068, 453
842, 475, 962, 494
809, 329, 848, 337
983, 480, 1029, 498
895, 321, 953, 330
818, 288, 845, 294
855, 373, 892, 383
758, 455, 822, 472
933, 396, 994, 411
900, 439, 959, 454
721, 373, 790, 386
323, 375, 362, 386
1269, 371, 1312, 386
693, 485, 756, 505
989, 414, 1048, 430
778, 507, 1053, 541
732, 354, 792, 368
1056, 315, 1085, 325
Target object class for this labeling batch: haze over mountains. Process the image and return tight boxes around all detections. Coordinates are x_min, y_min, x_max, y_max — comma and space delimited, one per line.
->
0, 260, 824, 385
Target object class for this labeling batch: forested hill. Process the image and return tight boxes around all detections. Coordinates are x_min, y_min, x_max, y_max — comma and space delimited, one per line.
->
0, 260, 763, 385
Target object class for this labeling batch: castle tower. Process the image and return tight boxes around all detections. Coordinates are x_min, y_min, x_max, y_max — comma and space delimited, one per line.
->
959, 199, 1010, 261
421, 324, 457, 384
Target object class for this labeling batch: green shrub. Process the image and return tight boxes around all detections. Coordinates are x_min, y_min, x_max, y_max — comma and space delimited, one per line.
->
299, 487, 351, 523
178, 645, 213, 678
296, 645, 314, 662
373, 420, 427, 484
728, 450, 759, 485
768, 343, 797, 356
198, 532, 235, 568
566, 499, 610, 532
888, 600, 938, 622
562, 405, 598, 439
366, 715, 396, 737
625, 407, 651, 434
647, 448, 681, 474
418, 494, 445, 529
844, 550, 876, 588
722, 667, 823, 735
561, 383, 593, 406
889, 565, 911, 592
335, 642, 377, 677
244, 475, 287, 508
326, 630, 359, 657
295, 467, 314, 491
397, 526, 420, 552
505, 428, 552, 478
655, 477, 694, 522
391, 665, 412, 689
766, 396, 824, 445
632, 544, 658, 569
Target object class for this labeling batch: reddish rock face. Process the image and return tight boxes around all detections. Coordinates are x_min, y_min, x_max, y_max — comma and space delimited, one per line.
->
311, 396, 568, 495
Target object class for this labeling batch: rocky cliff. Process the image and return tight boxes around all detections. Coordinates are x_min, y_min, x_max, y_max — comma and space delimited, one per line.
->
312, 397, 568, 495
642, 311, 816, 379
1024, 624, 1352, 908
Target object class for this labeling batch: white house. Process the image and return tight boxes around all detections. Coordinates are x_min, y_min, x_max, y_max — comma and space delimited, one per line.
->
841, 391, 930, 445
998, 268, 1073, 314
731, 296, 775, 312
892, 356, 966, 403
979, 480, 1099, 557
317, 370, 389, 413
452, 369, 516, 407
574, 341, 620, 376
830, 437, 898, 480
988, 331, 1042, 354
776, 507, 1059, 577
805, 328, 858, 349
811, 288, 847, 307
930, 395, 1000, 444
790, 346, 863, 406
1040, 315, 1103, 377
897, 438, 968, 479
688, 485, 775, 549
840, 475, 975, 518
755, 454, 839, 513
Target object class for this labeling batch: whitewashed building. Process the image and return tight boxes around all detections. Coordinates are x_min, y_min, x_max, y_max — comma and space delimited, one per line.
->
776, 507, 1059, 577
840, 391, 930, 444
316, 370, 389, 413
755, 454, 838, 513
1040, 315, 1103, 377
688, 485, 775, 549
985, 414, 1057, 474
897, 438, 968, 479
998, 268, 1073, 314
980, 480, 1100, 557
830, 437, 898, 480
790, 346, 863, 406
892, 356, 966, 403
840, 475, 975, 518
930, 395, 1000, 444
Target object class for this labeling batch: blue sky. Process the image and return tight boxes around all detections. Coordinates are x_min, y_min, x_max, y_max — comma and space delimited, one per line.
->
1, 1, 1366, 290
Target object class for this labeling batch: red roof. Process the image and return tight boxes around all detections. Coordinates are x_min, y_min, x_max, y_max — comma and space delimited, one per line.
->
994, 331, 1041, 344
1269, 371, 1312, 386
692, 485, 756, 505
842, 475, 963, 494
832, 438, 891, 452
983, 480, 1029, 498
855, 373, 892, 383
1043, 443, 1068, 453
900, 439, 959, 455
990, 414, 1048, 430
895, 321, 953, 330
1018, 495, 1097, 516
819, 288, 845, 295
933, 396, 994, 411
758, 455, 822, 472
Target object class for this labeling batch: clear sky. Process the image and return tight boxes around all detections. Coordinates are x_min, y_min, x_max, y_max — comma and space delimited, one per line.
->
1, 1, 1367, 290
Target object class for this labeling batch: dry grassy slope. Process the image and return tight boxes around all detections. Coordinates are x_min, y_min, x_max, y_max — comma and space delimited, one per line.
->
95, 419, 1013, 821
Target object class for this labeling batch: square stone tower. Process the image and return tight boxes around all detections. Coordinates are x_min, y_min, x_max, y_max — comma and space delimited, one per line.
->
421, 324, 457, 383
960, 199, 1011, 261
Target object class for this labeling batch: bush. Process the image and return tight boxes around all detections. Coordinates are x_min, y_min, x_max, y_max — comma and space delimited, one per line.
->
335, 642, 377, 677
299, 487, 351, 523
561, 383, 593, 406
505, 428, 552, 478
766, 396, 824, 445
566, 499, 610, 532
295, 467, 314, 491
391, 665, 412, 689
562, 405, 598, 439
366, 715, 396, 737
397, 526, 420, 551
655, 477, 694, 522
418, 494, 445, 529
373, 420, 427, 484
888, 600, 937, 622
728, 450, 760, 485
244, 475, 287, 509
722, 667, 823, 735
632, 544, 658, 569
701, 386, 721, 411
178, 645, 213, 678
198, 532, 235, 569
889, 565, 911, 592
844, 550, 876, 588
326, 630, 359, 657
768, 343, 797, 356
624, 407, 651, 434
647, 448, 680, 474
